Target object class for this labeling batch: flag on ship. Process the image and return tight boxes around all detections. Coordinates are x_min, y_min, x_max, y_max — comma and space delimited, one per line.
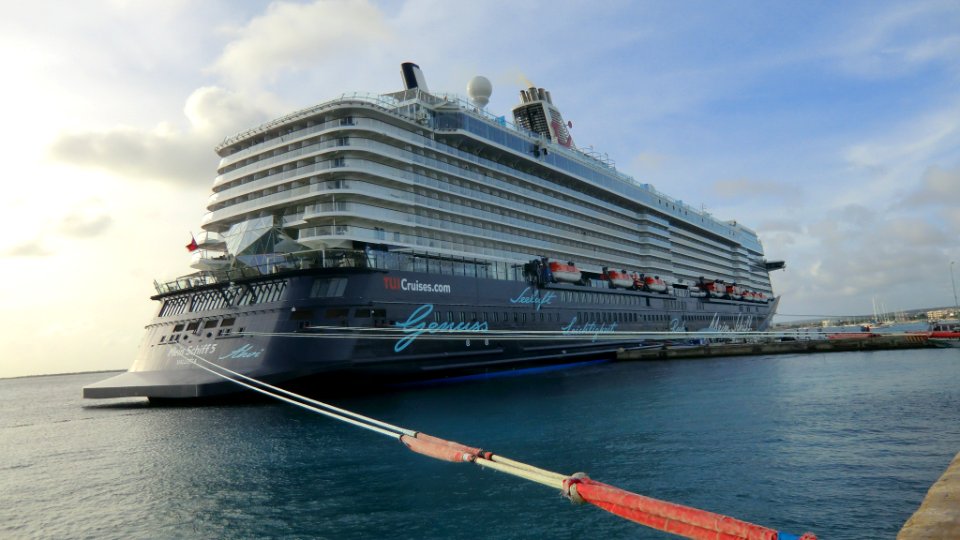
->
186, 233, 198, 252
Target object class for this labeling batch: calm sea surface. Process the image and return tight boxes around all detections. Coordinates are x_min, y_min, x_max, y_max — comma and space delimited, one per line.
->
3, 349, 959, 539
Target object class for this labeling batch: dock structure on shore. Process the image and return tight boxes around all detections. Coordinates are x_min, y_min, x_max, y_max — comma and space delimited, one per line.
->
616, 333, 933, 361
899, 451, 960, 539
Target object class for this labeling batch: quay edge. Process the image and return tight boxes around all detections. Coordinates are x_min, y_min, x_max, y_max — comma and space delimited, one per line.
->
898, 450, 960, 539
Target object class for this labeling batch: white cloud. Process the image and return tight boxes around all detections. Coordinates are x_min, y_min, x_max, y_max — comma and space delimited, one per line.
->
48, 86, 275, 186
712, 178, 801, 202
58, 200, 113, 238
902, 165, 960, 206
213, 0, 392, 89
833, 0, 960, 78
3, 198, 114, 257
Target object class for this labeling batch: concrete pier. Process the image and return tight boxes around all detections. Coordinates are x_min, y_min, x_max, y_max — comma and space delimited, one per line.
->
899, 451, 960, 539
616, 334, 933, 361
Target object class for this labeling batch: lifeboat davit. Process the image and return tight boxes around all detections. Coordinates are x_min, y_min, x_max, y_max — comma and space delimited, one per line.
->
644, 275, 669, 293
606, 269, 634, 289
549, 261, 582, 284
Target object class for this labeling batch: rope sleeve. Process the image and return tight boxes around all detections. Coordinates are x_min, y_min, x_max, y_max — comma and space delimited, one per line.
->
400, 434, 476, 463
412, 433, 484, 456
566, 477, 817, 540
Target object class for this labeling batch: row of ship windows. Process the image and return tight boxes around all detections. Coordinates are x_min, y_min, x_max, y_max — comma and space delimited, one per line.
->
217, 119, 648, 237
297, 223, 665, 275
214, 136, 637, 243
210, 134, 752, 270
308, 276, 766, 312
447, 113, 751, 242
159, 318, 245, 343
219, 115, 356, 165
318, 198, 658, 264
219, 120, 354, 175
210, 172, 743, 280
221, 110, 753, 252
315, 307, 748, 325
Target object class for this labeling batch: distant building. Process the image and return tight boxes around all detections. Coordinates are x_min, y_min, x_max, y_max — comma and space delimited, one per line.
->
927, 309, 956, 320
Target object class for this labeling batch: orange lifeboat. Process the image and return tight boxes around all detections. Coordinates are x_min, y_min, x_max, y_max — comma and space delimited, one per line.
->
644, 275, 669, 293
725, 284, 742, 300
606, 269, 634, 289
702, 281, 725, 298
549, 261, 582, 284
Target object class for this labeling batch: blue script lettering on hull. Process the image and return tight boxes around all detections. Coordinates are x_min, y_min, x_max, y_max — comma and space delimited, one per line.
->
508, 287, 557, 311
561, 316, 618, 342
218, 344, 265, 360
394, 304, 489, 352
705, 313, 755, 333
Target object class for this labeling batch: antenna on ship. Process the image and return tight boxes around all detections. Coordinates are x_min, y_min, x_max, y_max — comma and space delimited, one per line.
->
467, 75, 493, 109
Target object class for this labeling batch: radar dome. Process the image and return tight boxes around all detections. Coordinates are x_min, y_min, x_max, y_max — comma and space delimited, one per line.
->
467, 76, 492, 108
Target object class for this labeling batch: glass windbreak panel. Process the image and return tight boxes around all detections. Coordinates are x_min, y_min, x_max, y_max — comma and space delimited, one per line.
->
311, 278, 347, 298
224, 216, 274, 255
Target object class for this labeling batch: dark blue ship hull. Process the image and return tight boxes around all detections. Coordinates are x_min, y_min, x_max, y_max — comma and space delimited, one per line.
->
84, 266, 776, 400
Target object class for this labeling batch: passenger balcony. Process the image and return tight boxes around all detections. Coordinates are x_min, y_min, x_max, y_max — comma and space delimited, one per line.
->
190, 249, 233, 271
196, 231, 226, 250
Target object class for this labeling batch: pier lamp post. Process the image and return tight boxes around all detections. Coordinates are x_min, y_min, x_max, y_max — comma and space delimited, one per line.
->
952, 261, 959, 321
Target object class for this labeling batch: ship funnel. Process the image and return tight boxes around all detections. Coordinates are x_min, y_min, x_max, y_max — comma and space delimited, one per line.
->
512, 85, 575, 148
401, 62, 429, 93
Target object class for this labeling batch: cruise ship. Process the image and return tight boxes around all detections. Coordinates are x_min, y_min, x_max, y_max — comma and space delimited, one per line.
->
84, 63, 783, 400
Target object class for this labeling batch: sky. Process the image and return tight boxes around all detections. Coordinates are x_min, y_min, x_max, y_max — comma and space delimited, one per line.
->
1, 0, 958, 378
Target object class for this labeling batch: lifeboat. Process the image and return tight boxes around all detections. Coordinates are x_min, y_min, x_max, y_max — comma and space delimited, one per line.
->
549, 261, 582, 284
606, 269, 634, 289
756, 292, 767, 302
644, 275, 669, 293
725, 284, 742, 300
689, 286, 707, 298
702, 281, 725, 298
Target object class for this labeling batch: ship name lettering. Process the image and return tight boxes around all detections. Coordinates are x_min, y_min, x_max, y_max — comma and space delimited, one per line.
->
509, 287, 557, 311
705, 313, 754, 333
560, 317, 618, 342
218, 344, 264, 360
167, 343, 218, 359
394, 304, 488, 352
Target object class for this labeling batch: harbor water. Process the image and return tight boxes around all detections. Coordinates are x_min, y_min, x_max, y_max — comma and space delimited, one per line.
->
3, 348, 959, 539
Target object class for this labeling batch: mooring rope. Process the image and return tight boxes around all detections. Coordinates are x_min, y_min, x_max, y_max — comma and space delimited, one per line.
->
171, 344, 816, 540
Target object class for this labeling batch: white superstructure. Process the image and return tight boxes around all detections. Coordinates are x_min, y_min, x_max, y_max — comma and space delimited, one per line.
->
199, 64, 775, 295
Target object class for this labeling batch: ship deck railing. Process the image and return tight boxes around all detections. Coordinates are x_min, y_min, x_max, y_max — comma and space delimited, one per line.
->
153, 248, 530, 296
